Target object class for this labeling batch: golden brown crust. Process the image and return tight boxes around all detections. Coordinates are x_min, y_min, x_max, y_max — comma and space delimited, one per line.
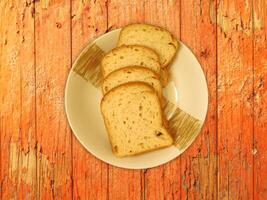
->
100, 82, 173, 157
101, 65, 161, 94
101, 81, 154, 104
100, 24, 180, 157
116, 139, 172, 157
162, 35, 179, 68
117, 23, 178, 68
101, 113, 118, 155
160, 67, 170, 87
111, 44, 161, 62
101, 44, 162, 77
162, 37, 179, 70
100, 82, 155, 156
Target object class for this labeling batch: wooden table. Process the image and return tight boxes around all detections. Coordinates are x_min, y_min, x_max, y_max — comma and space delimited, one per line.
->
0, 0, 266, 199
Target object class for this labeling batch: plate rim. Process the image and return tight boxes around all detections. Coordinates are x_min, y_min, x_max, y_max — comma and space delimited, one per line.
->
64, 28, 209, 169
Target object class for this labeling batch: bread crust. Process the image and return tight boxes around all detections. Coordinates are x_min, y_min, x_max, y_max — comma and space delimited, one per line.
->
101, 23, 179, 156
101, 66, 160, 93
101, 44, 161, 77
117, 23, 178, 68
100, 82, 173, 157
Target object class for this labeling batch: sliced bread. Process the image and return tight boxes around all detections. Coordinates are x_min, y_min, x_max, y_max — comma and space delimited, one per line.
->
101, 45, 161, 78
102, 66, 162, 99
101, 82, 173, 157
117, 23, 178, 68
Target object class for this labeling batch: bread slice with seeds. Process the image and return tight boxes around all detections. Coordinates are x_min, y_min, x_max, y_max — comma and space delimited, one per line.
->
101, 45, 161, 78
117, 23, 178, 68
101, 82, 173, 157
102, 66, 162, 100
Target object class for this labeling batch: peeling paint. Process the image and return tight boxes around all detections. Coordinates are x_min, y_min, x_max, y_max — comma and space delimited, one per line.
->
252, 148, 257, 155
6, 141, 70, 198
216, 1, 252, 36
1, 0, 265, 199
35, 143, 72, 198
8, 47, 19, 68
8, 142, 36, 186
217, 14, 251, 36
254, 11, 263, 30
245, 0, 249, 11
38, 0, 63, 9
40, 0, 50, 8
209, 1, 216, 24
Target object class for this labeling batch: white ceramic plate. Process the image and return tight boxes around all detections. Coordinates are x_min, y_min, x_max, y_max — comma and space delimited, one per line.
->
65, 29, 208, 169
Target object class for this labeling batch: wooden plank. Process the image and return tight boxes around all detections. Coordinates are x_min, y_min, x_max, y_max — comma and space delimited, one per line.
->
180, 0, 217, 199
107, 1, 145, 199
0, 0, 36, 199
143, 0, 180, 36
107, 0, 145, 28
107, 1, 181, 199
253, 0, 267, 199
142, 1, 181, 200
71, 0, 108, 199
108, 167, 143, 200
217, 0, 254, 199
35, 0, 72, 199
180, 0, 218, 199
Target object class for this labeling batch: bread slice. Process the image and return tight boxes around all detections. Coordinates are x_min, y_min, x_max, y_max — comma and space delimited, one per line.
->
101, 82, 173, 157
102, 66, 162, 98
117, 23, 178, 68
101, 45, 161, 78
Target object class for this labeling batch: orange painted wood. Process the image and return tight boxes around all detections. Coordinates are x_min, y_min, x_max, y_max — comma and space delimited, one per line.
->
107, 1, 145, 199
35, 0, 72, 199
71, 0, 108, 199
180, 0, 217, 199
141, 1, 181, 199
253, 0, 267, 199
107, 1, 182, 199
0, 0, 36, 199
217, 0, 254, 199
108, 0, 145, 27
2, 0, 267, 199
143, 0, 181, 36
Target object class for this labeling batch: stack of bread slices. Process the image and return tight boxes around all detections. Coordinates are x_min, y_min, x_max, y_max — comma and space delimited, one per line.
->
100, 24, 179, 157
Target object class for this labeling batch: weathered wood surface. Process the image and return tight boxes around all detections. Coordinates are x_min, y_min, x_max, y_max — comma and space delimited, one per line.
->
35, 0, 72, 199
180, 0, 217, 199
71, 0, 108, 199
107, 2, 145, 200
0, 0, 36, 199
217, 0, 254, 199
0, 0, 267, 199
253, 0, 267, 199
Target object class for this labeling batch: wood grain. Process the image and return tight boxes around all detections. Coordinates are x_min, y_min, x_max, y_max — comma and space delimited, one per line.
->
0, 0, 36, 199
217, 0, 254, 199
142, 1, 181, 199
71, 0, 108, 199
253, 0, 267, 199
107, 1, 182, 199
35, 0, 72, 199
107, 1, 145, 199
108, 0, 145, 28
180, 0, 217, 199
1, 0, 267, 199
